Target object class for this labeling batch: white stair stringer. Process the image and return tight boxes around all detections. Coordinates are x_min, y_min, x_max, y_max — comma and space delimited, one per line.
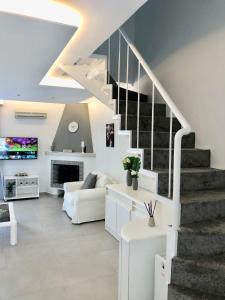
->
113, 114, 158, 193
60, 55, 115, 110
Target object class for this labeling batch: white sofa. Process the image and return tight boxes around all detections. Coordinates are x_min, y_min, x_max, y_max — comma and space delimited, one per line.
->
62, 172, 114, 224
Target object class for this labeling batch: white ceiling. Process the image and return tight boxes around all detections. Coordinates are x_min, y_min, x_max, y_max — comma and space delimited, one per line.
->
47, 0, 147, 76
0, 0, 147, 104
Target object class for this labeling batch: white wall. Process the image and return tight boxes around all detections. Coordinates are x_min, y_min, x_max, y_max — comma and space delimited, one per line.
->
128, 0, 225, 169
0, 101, 64, 192
88, 99, 130, 183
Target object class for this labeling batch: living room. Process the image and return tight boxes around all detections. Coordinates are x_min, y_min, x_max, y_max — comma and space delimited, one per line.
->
1, 1, 225, 300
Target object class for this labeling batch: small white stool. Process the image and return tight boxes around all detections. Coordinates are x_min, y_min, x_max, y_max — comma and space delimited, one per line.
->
0, 203, 17, 245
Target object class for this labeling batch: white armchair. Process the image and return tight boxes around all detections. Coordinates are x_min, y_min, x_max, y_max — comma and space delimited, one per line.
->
63, 172, 114, 224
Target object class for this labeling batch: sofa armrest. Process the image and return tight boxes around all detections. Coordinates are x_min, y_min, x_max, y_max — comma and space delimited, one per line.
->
64, 181, 84, 193
75, 188, 106, 203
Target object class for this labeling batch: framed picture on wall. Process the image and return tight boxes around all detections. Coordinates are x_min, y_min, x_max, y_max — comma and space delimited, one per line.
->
106, 123, 114, 147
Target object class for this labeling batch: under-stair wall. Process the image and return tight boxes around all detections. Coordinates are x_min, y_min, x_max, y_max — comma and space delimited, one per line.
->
88, 98, 172, 228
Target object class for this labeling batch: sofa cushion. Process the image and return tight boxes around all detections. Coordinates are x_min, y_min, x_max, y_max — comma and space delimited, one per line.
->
96, 175, 112, 188
92, 171, 115, 188
81, 173, 97, 190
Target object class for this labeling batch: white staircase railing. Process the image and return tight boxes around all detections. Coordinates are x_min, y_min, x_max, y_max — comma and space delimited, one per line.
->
108, 28, 192, 282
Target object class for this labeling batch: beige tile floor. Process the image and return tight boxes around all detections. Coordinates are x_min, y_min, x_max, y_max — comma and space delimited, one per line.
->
0, 194, 119, 300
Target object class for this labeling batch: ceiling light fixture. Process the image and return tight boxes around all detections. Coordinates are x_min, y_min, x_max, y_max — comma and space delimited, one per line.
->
40, 76, 84, 89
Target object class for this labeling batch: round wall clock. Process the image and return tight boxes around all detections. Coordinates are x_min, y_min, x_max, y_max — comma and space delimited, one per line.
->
68, 121, 79, 133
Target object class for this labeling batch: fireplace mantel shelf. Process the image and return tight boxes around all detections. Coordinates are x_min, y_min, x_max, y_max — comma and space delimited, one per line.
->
45, 151, 96, 158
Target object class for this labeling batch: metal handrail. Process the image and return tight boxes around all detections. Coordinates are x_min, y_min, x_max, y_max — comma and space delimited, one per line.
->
119, 28, 191, 130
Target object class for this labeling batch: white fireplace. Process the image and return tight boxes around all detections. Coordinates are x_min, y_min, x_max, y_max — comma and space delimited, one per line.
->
45, 151, 96, 195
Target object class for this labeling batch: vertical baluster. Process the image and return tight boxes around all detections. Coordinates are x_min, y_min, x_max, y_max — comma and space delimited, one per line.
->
107, 37, 111, 84
125, 45, 129, 130
117, 31, 121, 115
151, 83, 155, 170
168, 109, 173, 198
137, 61, 141, 148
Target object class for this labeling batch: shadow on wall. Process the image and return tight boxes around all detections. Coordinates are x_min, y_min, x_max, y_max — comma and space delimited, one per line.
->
128, 0, 225, 68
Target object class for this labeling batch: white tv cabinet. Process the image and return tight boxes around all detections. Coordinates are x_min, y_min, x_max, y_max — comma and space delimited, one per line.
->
3, 175, 39, 201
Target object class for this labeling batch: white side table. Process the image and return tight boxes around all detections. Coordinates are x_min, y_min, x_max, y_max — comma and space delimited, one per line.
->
119, 219, 166, 300
0, 203, 17, 245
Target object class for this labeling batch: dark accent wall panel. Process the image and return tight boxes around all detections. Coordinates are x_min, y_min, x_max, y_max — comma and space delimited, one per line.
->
53, 103, 93, 153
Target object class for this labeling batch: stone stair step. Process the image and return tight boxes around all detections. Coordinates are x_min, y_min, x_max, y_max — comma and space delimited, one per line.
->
168, 284, 224, 300
157, 168, 225, 195
171, 255, 225, 297
112, 85, 148, 102
132, 131, 195, 148
180, 190, 225, 225
117, 100, 166, 117
178, 217, 225, 257
144, 148, 210, 169
121, 115, 181, 132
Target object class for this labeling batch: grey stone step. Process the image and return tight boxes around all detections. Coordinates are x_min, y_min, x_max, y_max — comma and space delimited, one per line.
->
117, 101, 166, 117
132, 131, 195, 148
168, 284, 224, 300
178, 217, 225, 257
121, 115, 181, 132
157, 168, 225, 195
180, 190, 225, 225
112, 85, 148, 102
143, 148, 210, 169
171, 255, 225, 297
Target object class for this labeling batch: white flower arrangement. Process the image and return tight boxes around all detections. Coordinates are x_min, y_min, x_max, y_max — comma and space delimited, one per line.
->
131, 170, 138, 176
123, 158, 130, 164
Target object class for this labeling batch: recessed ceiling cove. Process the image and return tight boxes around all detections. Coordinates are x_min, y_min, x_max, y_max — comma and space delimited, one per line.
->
0, 12, 90, 103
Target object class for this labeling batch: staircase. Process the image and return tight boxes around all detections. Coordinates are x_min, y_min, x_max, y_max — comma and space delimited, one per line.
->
117, 85, 225, 299
61, 27, 225, 299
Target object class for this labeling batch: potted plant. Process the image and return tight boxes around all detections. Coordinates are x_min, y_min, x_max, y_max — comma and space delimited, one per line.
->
6, 181, 15, 198
122, 156, 135, 186
131, 156, 141, 190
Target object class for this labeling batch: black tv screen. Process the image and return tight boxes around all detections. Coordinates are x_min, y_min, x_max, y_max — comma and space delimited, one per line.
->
0, 137, 38, 160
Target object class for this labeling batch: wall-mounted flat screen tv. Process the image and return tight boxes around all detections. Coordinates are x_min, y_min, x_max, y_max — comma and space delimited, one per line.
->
0, 137, 38, 160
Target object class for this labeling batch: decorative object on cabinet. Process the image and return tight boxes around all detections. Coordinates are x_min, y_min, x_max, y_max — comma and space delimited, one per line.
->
122, 156, 135, 187
63, 149, 72, 153
132, 177, 138, 190
131, 156, 141, 190
81, 141, 86, 153
144, 201, 157, 227
126, 170, 132, 186
106, 123, 114, 147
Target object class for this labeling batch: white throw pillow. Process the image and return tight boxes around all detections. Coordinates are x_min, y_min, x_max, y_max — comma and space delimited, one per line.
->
96, 175, 111, 188
92, 171, 114, 188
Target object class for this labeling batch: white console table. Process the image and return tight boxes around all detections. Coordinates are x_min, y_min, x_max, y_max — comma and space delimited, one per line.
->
3, 175, 39, 201
119, 219, 166, 300
105, 184, 154, 240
